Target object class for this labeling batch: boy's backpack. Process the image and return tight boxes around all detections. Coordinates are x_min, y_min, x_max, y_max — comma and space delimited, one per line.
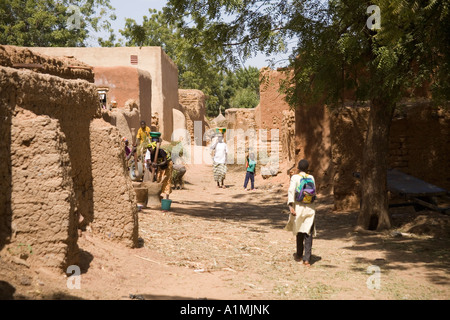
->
295, 174, 316, 204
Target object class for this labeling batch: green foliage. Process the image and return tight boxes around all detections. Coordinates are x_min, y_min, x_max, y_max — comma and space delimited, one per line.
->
165, 0, 449, 110
282, 0, 449, 109
117, 9, 261, 117
0, 0, 116, 47
230, 87, 259, 109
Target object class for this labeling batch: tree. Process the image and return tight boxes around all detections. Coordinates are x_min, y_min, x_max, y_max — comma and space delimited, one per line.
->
118, 9, 224, 115
118, 9, 261, 117
0, 0, 116, 47
230, 88, 259, 108
165, 0, 449, 230
224, 66, 260, 109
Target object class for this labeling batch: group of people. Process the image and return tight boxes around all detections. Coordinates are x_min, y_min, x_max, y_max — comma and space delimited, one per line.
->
123, 120, 173, 200
210, 134, 317, 266
210, 134, 257, 191
125, 126, 317, 267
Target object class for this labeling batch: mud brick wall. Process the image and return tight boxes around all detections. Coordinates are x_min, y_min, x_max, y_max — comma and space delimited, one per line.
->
102, 106, 141, 145
31, 46, 179, 141
94, 66, 152, 126
0, 72, 13, 253
295, 104, 334, 196
225, 108, 258, 164
1, 46, 141, 270
225, 108, 258, 131
89, 119, 139, 248
331, 102, 450, 211
177, 89, 207, 146
0, 45, 94, 82
389, 102, 450, 190
0, 66, 98, 269
9, 109, 79, 268
330, 107, 369, 210
258, 68, 291, 131
281, 110, 296, 163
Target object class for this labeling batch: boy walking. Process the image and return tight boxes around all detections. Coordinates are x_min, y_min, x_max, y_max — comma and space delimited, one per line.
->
244, 153, 257, 191
286, 159, 316, 266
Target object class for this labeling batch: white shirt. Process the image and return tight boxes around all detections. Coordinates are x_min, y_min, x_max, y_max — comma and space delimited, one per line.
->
144, 150, 151, 169
213, 142, 228, 164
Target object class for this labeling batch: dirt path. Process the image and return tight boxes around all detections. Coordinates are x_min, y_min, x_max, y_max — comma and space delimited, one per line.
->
1, 161, 449, 300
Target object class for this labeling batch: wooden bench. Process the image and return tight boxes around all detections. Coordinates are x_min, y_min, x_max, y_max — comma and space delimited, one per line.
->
387, 169, 450, 214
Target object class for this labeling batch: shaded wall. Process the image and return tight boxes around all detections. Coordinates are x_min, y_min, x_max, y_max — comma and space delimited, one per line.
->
295, 104, 334, 196
90, 119, 139, 247
330, 107, 369, 210
1, 46, 140, 270
0, 66, 98, 269
0, 71, 13, 252
331, 102, 450, 210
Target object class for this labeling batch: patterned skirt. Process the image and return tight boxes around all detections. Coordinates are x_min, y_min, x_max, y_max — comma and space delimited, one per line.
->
213, 162, 227, 182
157, 161, 173, 195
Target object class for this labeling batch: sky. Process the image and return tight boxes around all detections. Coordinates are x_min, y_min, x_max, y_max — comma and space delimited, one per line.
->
89, 0, 291, 69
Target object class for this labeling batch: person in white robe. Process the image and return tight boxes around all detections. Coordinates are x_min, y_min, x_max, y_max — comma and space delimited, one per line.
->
286, 159, 316, 266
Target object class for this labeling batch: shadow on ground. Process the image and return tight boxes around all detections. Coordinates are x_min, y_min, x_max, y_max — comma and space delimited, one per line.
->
167, 192, 450, 288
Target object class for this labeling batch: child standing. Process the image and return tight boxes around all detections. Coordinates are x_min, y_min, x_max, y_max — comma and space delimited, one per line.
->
244, 153, 257, 191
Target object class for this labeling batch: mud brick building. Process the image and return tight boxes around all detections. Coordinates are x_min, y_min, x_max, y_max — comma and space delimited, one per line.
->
0, 45, 138, 271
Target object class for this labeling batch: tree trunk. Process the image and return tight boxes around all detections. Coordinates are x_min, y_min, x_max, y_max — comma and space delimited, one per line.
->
357, 99, 395, 231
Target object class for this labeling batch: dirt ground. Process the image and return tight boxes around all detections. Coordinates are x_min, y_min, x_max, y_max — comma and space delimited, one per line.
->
1, 161, 449, 301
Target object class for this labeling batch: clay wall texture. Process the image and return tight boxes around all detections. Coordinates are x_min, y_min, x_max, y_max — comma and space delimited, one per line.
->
0, 45, 94, 83
331, 102, 450, 210
0, 46, 139, 270
225, 108, 258, 131
102, 105, 141, 145
281, 110, 296, 163
259, 68, 291, 131
330, 107, 369, 210
89, 119, 139, 247
30, 46, 178, 141
225, 108, 258, 164
9, 109, 79, 268
177, 89, 207, 146
258, 66, 449, 207
0, 65, 99, 269
258, 69, 295, 167
94, 66, 152, 125
295, 104, 334, 195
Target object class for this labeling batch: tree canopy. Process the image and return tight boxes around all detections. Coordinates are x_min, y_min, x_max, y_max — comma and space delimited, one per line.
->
117, 9, 261, 117
164, 0, 449, 230
164, 0, 449, 107
0, 0, 116, 47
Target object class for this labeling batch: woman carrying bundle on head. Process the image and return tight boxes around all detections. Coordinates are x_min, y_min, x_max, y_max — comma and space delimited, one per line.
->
210, 133, 228, 189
